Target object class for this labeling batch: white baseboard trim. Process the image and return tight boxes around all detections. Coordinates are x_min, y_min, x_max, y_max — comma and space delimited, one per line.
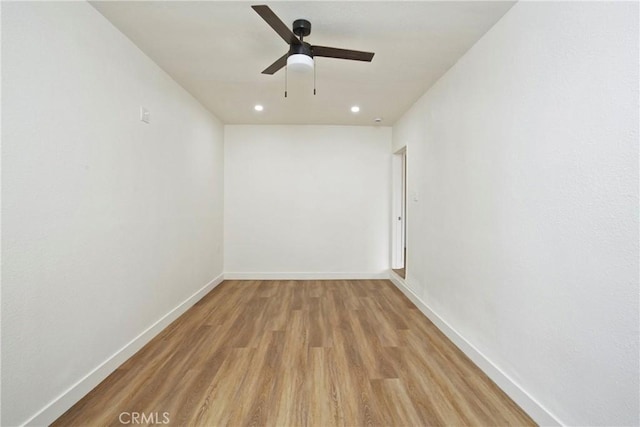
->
388, 271, 563, 427
224, 272, 390, 280
23, 273, 225, 427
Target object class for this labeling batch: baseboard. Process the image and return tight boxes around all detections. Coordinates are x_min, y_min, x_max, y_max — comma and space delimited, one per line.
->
23, 273, 225, 427
224, 271, 390, 280
388, 271, 563, 426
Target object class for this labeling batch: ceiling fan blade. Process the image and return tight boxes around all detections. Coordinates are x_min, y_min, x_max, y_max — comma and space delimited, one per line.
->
262, 53, 288, 75
252, 5, 301, 45
311, 45, 375, 62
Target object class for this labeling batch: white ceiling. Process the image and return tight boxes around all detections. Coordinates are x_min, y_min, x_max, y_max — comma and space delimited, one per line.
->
90, 1, 514, 126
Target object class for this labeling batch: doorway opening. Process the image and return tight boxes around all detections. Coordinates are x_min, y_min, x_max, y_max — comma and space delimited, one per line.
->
391, 148, 407, 279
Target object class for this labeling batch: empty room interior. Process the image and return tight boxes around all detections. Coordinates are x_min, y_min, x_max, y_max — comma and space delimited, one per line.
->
2, 1, 639, 426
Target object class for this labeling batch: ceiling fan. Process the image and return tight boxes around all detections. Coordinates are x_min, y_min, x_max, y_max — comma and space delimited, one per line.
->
251, 5, 375, 76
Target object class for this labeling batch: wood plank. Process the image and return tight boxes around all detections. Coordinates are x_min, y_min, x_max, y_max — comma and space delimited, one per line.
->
53, 279, 536, 427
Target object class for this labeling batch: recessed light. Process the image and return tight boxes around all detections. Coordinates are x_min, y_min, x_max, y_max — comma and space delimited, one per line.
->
350, 106, 360, 113
254, 104, 264, 112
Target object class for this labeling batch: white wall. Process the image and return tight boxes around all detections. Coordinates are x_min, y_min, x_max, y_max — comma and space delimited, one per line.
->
1, 2, 224, 425
225, 125, 391, 278
392, 2, 639, 425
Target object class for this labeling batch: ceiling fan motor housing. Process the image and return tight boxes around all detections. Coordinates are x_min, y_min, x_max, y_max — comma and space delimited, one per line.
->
290, 41, 313, 58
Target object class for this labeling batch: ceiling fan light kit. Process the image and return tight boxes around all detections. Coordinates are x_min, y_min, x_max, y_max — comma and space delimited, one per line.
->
287, 55, 314, 72
252, 5, 375, 97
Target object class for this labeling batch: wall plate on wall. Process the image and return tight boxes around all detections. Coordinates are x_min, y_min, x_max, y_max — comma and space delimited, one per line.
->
140, 106, 150, 124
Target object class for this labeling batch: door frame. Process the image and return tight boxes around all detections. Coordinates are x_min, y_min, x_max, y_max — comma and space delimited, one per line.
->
391, 147, 406, 270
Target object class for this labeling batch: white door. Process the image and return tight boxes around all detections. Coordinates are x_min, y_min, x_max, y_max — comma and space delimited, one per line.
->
391, 149, 406, 269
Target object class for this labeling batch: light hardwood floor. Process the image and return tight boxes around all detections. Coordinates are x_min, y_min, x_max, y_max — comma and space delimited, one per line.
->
53, 280, 535, 426
392, 268, 406, 279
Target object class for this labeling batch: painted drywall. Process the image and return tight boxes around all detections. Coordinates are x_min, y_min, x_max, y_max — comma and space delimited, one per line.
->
224, 125, 391, 278
392, 1, 639, 425
2, 2, 224, 425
